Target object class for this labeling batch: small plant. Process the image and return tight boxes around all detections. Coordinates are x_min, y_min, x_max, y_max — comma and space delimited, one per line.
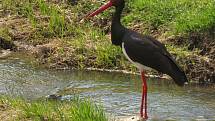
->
38, 0, 50, 15
49, 6, 66, 37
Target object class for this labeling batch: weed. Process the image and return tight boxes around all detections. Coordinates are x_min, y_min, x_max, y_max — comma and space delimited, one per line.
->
0, 27, 11, 41
37, 0, 50, 15
49, 6, 66, 37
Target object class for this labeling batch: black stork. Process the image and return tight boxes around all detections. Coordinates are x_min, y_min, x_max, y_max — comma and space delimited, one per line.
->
84, 0, 188, 119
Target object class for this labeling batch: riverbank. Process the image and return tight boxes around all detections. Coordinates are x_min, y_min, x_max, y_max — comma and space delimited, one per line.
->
0, 0, 214, 83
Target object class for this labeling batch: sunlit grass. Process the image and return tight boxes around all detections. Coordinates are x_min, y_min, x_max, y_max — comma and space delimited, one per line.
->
37, 0, 49, 15
2, 0, 214, 37
126, 0, 215, 35
65, 24, 124, 69
0, 96, 107, 121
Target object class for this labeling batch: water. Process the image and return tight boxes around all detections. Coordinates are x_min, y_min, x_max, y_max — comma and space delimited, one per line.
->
0, 53, 215, 121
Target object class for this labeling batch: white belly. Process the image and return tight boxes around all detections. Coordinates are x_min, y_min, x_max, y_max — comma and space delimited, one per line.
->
122, 42, 151, 71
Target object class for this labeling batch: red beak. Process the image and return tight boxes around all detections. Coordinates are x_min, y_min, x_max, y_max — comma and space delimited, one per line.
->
85, 1, 113, 18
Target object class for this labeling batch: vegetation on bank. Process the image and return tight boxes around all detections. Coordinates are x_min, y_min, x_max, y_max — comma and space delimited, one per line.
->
0, 0, 214, 82
0, 96, 107, 121
126, 0, 215, 35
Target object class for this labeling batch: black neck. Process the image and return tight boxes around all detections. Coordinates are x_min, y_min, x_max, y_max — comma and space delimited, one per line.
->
111, 2, 126, 46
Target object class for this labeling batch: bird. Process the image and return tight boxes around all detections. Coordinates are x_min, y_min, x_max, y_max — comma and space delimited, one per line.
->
84, 0, 188, 119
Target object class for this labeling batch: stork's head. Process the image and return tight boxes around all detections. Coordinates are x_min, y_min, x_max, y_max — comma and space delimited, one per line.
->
111, 0, 125, 7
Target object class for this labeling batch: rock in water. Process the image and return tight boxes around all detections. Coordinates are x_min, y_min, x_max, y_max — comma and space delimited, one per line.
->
0, 37, 16, 50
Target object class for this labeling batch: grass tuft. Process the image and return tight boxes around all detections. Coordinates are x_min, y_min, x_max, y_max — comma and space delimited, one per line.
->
0, 96, 107, 121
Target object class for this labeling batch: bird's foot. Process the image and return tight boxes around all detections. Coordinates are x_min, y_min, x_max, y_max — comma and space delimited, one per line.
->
122, 115, 146, 121
138, 116, 147, 121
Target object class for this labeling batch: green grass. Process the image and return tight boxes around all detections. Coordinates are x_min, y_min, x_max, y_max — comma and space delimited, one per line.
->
0, 0, 214, 71
2, 0, 66, 37
38, 0, 49, 15
64, 24, 125, 69
0, 27, 11, 41
2, 0, 215, 36
125, 0, 215, 35
0, 96, 107, 121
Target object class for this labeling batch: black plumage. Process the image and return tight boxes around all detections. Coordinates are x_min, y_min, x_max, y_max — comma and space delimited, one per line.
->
110, 0, 188, 86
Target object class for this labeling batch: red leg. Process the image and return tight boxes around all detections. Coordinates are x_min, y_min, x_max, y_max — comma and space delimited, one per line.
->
140, 71, 148, 119
140, 80, 144, 117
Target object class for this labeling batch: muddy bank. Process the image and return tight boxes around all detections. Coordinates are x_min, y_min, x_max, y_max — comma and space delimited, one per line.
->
2, 34, 214, 84
166, 29, 215, 83
0, 14, 214, 84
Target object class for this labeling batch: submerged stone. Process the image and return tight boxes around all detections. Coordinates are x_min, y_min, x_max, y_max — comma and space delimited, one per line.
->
0, 37, 16, 50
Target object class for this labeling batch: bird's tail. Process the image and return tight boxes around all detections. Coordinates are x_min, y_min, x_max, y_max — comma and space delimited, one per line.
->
171, 69, 188, 86
165, 56, 188, 86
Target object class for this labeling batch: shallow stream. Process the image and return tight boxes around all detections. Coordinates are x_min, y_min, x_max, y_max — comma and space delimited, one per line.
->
0, 53, 215, 121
